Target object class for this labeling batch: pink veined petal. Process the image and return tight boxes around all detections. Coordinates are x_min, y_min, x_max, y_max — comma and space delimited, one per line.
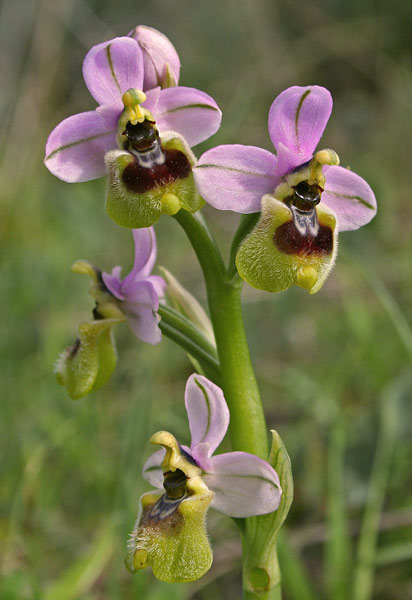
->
322, 165, 377, 231
131, 25, 181, 90
44, 110, 117, 182
102, 266, 124, 300
123, 280, 162, 345
194, 145, 279, 213
268, 85, 333, 176
130, 227, 158, 280
203, 452, 282, 517
153, 86, 222, 147
142, 448, 165, 488
95, 102, 123, 129
82, 36, 144, 106
145, 275, 166, 299
141, 86, 161, 115
190, 442, 213, 472
185, 374, 229, 456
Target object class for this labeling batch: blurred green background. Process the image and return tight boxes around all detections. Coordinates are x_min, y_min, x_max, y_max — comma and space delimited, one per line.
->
1, 0, 412, 598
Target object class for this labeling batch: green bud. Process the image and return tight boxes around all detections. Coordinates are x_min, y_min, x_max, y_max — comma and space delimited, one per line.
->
55, 317, 122, 400
236, 194, 337, 294
105, 133, 203, 229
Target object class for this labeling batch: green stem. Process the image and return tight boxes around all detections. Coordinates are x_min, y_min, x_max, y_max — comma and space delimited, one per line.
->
174, 209, 285, 600
158, 304, 221, 385
173, 209, 268, 458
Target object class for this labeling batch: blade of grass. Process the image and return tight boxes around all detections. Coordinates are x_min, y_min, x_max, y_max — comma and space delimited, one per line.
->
375, 542, 412, 567
352, 377, 403, 600
44, 525, 115, 600
346, 253, 412, 364
277, 529, 318, 600
325, 416, 352, 600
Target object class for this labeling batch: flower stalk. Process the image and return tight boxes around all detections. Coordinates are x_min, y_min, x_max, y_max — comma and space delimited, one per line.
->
174, 209, 294, 599
173, 209, 268, 459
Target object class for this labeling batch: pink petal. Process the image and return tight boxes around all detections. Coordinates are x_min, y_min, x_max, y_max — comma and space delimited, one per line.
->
145, 275, 166, 299
322, 165, 377, 231
44, 110, 117, 182
203, 452, 281, 517
82, 37, 144, 106
141, 86, 161, 114
102, 266, 124, 299
185, 375, 229, 456
130, 227, 157, 279
268, 86, 333, 176
194, 145, 279, 213
190, 442, 213, 472
142, 448, 165, 488
131, 25, 180, 90
152, 87, 222, 147
123, 280, 162, 345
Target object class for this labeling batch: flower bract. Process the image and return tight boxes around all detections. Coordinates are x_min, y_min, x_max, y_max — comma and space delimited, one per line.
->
126, 374, 281, 582
194, 85, 377, 293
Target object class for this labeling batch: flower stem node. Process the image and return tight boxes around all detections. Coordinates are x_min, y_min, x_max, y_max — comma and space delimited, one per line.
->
236, 194, 338, 294
105, 132, 203, 229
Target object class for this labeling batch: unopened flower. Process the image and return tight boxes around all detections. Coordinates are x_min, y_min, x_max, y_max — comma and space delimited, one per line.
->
126, 374, 281, 582
44, 35, 221, 227
194, 85, 376, 293
56, 228, 164, 398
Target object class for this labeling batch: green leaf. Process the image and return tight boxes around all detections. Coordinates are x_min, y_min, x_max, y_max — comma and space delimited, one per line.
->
242, 430, 293, 598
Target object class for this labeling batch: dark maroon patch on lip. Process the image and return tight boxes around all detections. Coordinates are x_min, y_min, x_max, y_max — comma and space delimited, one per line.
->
122, 148, 192, 194
274, 220, 333, 256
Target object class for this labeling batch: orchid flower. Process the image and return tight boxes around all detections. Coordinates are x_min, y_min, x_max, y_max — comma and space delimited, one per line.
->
102, 226, 165, 344
126, 374, 281, 582
194, 85, 377, 293
44, 35, 221, 227
56, 228, 165, 399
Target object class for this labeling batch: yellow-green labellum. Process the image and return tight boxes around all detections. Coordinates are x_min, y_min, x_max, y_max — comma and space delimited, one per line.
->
236, 194, 337, 294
